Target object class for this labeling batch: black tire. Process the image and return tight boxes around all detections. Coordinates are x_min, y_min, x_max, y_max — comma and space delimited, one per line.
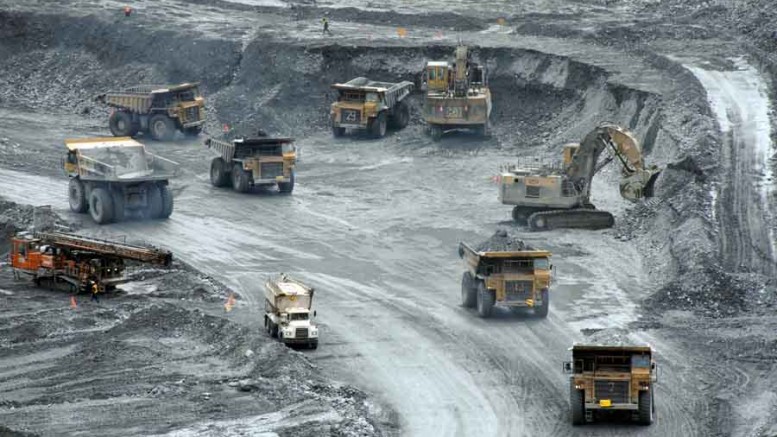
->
148, 114, 176, 141
210, 158, 230, 187
271, 322, 279, 339
638, 389, 653, 425
278, 170, 295, 194
68, 178, 88, 213
89, 187, 114, 224
159, 185, 174, 219
536, 288, 549, 318
461, 272, 477, 308
430, 125, 443, 142
109, 111, 134, 137
512, 207, 531, 224
332, 126, 346, 138
111, 189, 125, 223
371, 112, 387, 138
390, 102, 410, 129
476, 281, 494, 318
530, 213, 548, 231
310, 341, 319, 350
232, 162, 251, 193
183, 126, 202, 137
146, 184, 163, 219
478, 120, 491, 138
570, 382, 585, 425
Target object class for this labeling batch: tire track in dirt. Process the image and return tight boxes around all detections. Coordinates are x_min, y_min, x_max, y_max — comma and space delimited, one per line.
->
686, 59, 776, 276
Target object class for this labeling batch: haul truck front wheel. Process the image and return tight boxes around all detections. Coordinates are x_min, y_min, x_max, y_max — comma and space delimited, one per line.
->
149, 114, 175, 141
461, 272, 476, 308
570, 382, 585, 425
638, 389, 653, 425
476, 281, 494, 318
89, 187, 114, 224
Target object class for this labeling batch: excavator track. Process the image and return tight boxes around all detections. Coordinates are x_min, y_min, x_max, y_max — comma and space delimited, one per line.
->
527, 209, 615, 231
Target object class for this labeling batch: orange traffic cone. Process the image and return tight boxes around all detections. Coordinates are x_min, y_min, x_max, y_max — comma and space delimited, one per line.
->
70, 296, 77, 309
224, 293, 236, 312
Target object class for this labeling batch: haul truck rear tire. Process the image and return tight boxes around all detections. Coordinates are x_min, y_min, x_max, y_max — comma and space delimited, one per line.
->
390, 102, 410, 129
570, 383, 585, 426
111, 189, 125, 222
210, 158, 230, 187
638, 390, 653, 425
89, 187, 114, 224
461, 272, 477, 308
159, 185, 174, 219
146, 184, 164, 219
332, 126, 346, 138
149, 114, 176, 141
476, 281, 494, 318
68, 178, 88, 213
109, 111, 134, 137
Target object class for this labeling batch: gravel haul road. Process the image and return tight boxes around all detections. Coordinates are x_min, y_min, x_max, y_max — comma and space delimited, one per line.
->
1, 0, 777, 436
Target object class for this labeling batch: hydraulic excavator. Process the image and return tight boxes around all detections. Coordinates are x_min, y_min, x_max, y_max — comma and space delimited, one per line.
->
498, 123, 661, 231
421, 45, 492, 141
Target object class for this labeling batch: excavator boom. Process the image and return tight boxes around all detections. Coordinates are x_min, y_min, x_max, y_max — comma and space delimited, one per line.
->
36, 232, 172, 266
565, 123, 661, 201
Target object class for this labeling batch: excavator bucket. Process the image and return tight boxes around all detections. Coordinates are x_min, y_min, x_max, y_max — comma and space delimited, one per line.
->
620, 167, 661, 200
643, 168, 661, 198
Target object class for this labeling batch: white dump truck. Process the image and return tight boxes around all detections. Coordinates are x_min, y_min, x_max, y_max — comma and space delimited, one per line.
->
264, 274, 319, 349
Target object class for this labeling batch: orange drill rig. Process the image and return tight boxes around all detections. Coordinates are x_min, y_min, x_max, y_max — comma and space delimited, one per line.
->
10, 232, 172, 294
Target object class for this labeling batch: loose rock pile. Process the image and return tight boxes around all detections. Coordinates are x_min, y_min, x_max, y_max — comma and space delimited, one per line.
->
475, 229, 534, 252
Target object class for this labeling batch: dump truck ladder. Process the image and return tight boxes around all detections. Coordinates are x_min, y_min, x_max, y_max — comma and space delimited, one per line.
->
36, 232, 172, 266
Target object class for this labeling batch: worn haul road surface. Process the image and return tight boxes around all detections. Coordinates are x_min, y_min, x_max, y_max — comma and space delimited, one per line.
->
2, 0, 777, 435
687, 59, 777, 277
0, 130, 702, 436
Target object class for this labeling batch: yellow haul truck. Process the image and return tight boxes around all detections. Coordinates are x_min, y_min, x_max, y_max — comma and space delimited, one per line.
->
458, 241, 552, 318
330, 77, 414, 138
96, 83, 206, 141
205, 136, 297, 194
564, 344, 657, 425
64, 137, 179, 224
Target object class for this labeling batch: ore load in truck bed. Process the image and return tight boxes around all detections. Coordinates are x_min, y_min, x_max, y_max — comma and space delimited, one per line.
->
474, 230, 534, 252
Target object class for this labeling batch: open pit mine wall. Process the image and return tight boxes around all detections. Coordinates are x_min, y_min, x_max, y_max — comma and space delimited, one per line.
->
0, 9, 723, 302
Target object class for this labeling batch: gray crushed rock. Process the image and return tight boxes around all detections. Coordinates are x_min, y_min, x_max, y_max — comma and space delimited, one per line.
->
475, 229, 534, 252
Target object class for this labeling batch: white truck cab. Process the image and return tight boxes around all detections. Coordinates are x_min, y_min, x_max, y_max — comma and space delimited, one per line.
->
264, 274, 319, 349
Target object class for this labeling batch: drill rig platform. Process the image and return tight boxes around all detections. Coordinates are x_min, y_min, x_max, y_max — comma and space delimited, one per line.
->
10, 231, 172, 293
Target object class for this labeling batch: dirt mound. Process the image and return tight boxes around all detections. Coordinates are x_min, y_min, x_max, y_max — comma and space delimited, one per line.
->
0, 200, 73, 254
475, 229, 534, 252
0, 272, 384, 436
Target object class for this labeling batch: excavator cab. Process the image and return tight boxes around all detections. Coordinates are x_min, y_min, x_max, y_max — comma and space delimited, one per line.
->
562, 144, 579, 166
424, 62, 450, 92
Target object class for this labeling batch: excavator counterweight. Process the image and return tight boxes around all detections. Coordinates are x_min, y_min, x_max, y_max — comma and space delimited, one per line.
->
499, 123, 662, 231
